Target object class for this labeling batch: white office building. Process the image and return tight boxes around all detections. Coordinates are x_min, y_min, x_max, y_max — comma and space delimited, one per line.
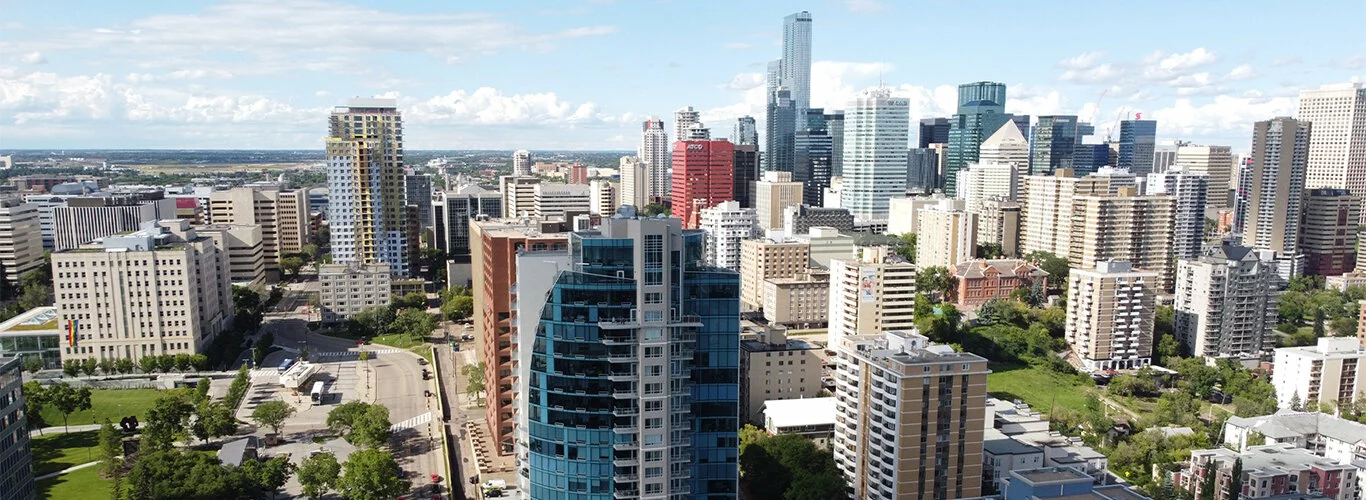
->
958, 162, 1020, 215
699, 201, 758, 272
1300, 83, 1366, 198
1173, 245, 1279, 361
532, 183, 590, 218
840, 88, 909, 222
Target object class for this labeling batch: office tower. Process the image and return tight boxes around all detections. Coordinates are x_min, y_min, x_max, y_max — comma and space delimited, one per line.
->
326, 98, 409, 276
1019, 168, 1137, 257
1030, 115, 1092, 175
975, 199, 1021, 257
841, 88, 910, 222
1073, 144, 1110, 176
618, 156, 647, 208
1271, 337, 1365, 410
0, 356, 35, 500
794, 109, 833, 205
1065, 261, 1157, 371
671, 139, 736, 229
639, 117, 671, 203
53, 220, 231, 363
732, 145, 760, 208
532, 184, 591, 218
589, 179, 617, 216
980, 121, 1029, 168
827, 246, 917, 346
431, 187, 501, 287
196, 224, 266, 286
832, 330, 987, 500
916, 199, 976, 268
826, 110, 845, 176
1174, 144, 1234, 208
0, 198, 43, 285
52, 194, 173, 252
1117, 119, 1158, 176
499, 175, 540, 218
1243, 117, 1310, 255
699, 200, 758, 271
766, 88, 797, 174
1070, 189, 1176, 290
907, 148, 941, 192
404, 173, 433, 230
957, 162, 1019, 214
1300, 83, 1366, 199
1152, 147, 1178, 174
755, 171, 804, 231
1146, 167, 1209, 261
733, 116, 758, 146
521, 215, 741, 499
739, 326, 823, 424
947, 82, 1013, 195
471, 217, 571, 455
512, 149, 532, 176
207, 186, 310, 279
318, 263, 391, 323
781, 11, 812, 113
782, 205, 855, 235
674, 106, 701, 141
918, 117, 951, 148
886, 194, 950, 235
1300, 188, 1362, 276
739, 237, 810, 311
1174, 244, 1279, 361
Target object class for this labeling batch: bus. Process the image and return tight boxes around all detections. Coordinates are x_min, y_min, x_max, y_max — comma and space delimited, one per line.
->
310, 381, 325, 405
277, 358, 295, 373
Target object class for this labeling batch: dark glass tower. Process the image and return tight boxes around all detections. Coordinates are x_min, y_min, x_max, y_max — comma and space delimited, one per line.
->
946, 98, 1011, 196
795, 109, 833, 206
918, 117, 950, 148
765, 89, 797, 174
1118, 119, 1158, 176
1030, 116, 1096, 175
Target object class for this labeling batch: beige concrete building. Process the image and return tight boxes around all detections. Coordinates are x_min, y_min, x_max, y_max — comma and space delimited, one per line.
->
1299, 83, 1366, 199
827, 246, 917, 347
916, 198, 977, 268
318, 263, 392, 324
1070, 188, 1176, 290
52, 220, 232, 363
755, 171, 803, 231
976, 199, 1021, 257
1243, 117, 1310, 255
762, 270, 830, 328
196, 224, 266, 286
794, 226, 856, 269
1175, 144, 1234, 206
739, 326, 824, 424
832, 330, 988, 500
499, 175, 540, 218
1020, 168, 1137, 257
886, 193, 950, 236
0, 198, 45, 285
207, 186, 309, 278
1065, 261, 1157, 371
739, 237, 810, 311
1271, 337, 1365, 410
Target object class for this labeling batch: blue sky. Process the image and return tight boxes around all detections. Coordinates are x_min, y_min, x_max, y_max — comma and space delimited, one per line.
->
1, 0, 1363, 152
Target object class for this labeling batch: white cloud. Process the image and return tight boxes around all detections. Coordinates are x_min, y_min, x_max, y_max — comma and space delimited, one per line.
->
842, 0, 889, 14
722, 42, 753, 50
1143, 48, 1219, 81
18, 51, 46, 64
1151, 94, 1296, 142
1272, 56, 1302, 67
726, 73, 764, 91
1339, 55, 1366, 70
404, 87, 629, 126
1225, 64, 1258, 82
1056, 51, 1105, 70
1060, 64, 1125, 84
809, 60, 894, 110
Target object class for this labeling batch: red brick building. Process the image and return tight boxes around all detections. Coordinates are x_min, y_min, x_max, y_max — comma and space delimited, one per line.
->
671, 139, 735, 228
950, 259, 1048, 307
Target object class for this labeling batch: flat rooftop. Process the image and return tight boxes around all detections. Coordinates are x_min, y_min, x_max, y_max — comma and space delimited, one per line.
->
1014, 467, 1092, 485
763, 397, 836, 429
0, 306, 61, 335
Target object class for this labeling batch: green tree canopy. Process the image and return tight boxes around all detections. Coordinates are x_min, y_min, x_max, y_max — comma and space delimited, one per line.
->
251, 400, 297, 435
337, 449, 411, 500
298, 451, 342, 499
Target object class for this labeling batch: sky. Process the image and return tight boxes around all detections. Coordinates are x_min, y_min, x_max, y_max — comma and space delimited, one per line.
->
1, 0, 1364, 152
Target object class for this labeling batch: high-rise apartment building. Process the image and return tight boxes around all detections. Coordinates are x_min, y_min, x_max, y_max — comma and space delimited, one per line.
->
832, 330, 987, 500
512, 150, 533, 176
532, 183, 591, 219
53, 220, 232, 363
0, 199, 44, 285
754, 171, 804, 231
404, 173, 434, 230
1300, 188, 1362, 277
827, 246, 917, 347
673, 106, 700, 142
1175, 145, 1233, 207
826, 110, 845, 176
781, 11, 812, 113
1065, 261, 1157, 371
318, 263, 392, 323
618, 156, 647, 209
470, 217, 570, 455
732, 145, 760, 209
1070, 189, 1176, 290
208, 186, 309, 278
1271, 337, 1365, 410
958, 162, 1020, 215
1299, 83, 1366, 201
1117, 119, 1158, 176
766, 88, 797, 175
326, 98, 409, 276
1174, 245, 1279, 360
589, 179, 617, 216
1146, 167, 1209, 261
917, 199, 977, 268
0, 356, 35, 500
979, 121, 1029, 168
946, 82, 1012, 196
699, 201, 757, 272
886, 194, 951, 236
1030, 115, 1093, 175
782, 205, 854, 235
739, 326, 823, 424
639, 117, 671, 203
733, 116, 758, 146
795, 110, 834, 206
671, 139, 736, 229
976, 199, 1021, 257
841, 88, 910, 222
762, 272, 831, 329
1243, 117, 1310, 255
520, 215, 740, 499
739, 237, 810, 311
1019, 168, 1137, 258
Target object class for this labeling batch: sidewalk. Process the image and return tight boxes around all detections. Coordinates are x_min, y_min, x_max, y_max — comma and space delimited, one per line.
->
35, 460, 99, 481
34, 424, 102, 435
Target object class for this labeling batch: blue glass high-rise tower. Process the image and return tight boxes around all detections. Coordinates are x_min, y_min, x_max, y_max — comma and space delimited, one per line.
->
945, 82, 1012, 196
795, 109, 833, 206
1118, 119, 1158, 176
521, 211, 740, 499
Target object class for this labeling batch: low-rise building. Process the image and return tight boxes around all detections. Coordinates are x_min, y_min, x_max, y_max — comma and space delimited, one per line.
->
761, 271, 829, 329
951, 259, 1048, 307
739, 326, 823, 424
762, 397, 836, 448
1223, 412, 1366, 466
0, 307, 63, 370
318, 263, 393, 324
986, 466, 1150, 500
1271, 337, 1365, 410
982, 398, 1116, 488
1179, 444, 1358, 500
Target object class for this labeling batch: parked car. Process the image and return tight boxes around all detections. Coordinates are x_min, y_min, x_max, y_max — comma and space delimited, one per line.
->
417, 358, 428, 366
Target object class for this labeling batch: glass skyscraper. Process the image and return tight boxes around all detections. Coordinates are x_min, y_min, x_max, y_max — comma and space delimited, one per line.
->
1118, 119, 1158, 176
1030, 116, 1096, 175
956, 81, 1007, 109
918, 117, 950, 148
765, 88, 796, 174
795, 109, 833, 206
945, 86, 1011, 196
522, 212, 740, 499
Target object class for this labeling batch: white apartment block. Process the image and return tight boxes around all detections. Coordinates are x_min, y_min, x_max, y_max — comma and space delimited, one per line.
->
958, 162, 1019, 215
1175, 144, 1233, 206
532, 183, 591, 218
1300, 83, 1366, 199
1146, 168, 1209, 261
827, 246, 917, 347
52, 220, 232, 363
500, 175, 540, 218
207, 186, 309, 278
699, 201, 757, 272
755, 171, 803, 231
326, 98, 409, 276
840, 88, 909, 222
589, 179, 618, 215
319, 263, 393, 324
639, 117, 671, 201
1065, 261, 1157, 371
886, 193, 950, 236
1173, 245, 1279, 361
916, 199, 976, 269
1272, 337, 1366, 410
512, 149, 532, 176
0, 199, 45, 285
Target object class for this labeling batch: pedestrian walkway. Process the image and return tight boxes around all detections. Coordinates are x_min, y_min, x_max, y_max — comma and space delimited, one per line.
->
316, 348, 401, 358
391, 411, 433, 431
34, 461, 99, 481
35, 424, 101, 435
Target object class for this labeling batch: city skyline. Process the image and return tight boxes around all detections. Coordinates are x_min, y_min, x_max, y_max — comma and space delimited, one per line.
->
0, 0, 1362, 152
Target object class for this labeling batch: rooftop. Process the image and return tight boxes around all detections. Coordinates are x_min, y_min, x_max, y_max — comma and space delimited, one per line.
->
741, 338, 817, 352
1199, 443, 1354, 473
952, 259, 1048, 279
762, 397, 836, 429
1225, 410, 1366, 446
983, 428, 1043, 456
0, 306, 61, 335
1014, 467, 1092, 485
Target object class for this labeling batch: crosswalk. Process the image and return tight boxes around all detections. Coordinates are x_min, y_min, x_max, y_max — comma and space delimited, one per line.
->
249, 368, 278, 378
391, 411, 433, 431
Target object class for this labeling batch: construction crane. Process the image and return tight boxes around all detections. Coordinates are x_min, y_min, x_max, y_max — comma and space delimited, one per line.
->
1105, 107, 1129, 143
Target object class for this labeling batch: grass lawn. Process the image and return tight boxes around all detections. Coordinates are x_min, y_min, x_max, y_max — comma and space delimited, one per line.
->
36, 462, 110, 500
987, 363, 1094, 416
411, 346, 434, 363
38, 388, 166, 428
29, 431, 100, 476
371, 333, 423, 349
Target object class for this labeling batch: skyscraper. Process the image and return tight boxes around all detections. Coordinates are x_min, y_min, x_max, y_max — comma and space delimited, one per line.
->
1243, 117, 1310, 255
619, 155, 647, 208
978, 120, 1030, 168
326, 97, 409, 276
765, 88, 797, 174
733, 116, 758, 146
674, 106, 701, 141
1174, 244, 1279, 360
513, 149, 532, 176
1146, 167, 1209, 261
916, 199, 977, 268
1070, 189, 1177, 290
825, 110, 845, 176
781, 11, 812, 113
841, 88, 910, 222
795, 109, 833, 206
521, 214, 740, 499
671, 139, 735, 229
1030, 115, 1093, 175
1175, 145, 1234, 208
957, 81, 1007, 109
918, 117, 951, 148
906, 147, 940, 193
732, 145, 760, 208
826, 245, 917, 346
1117, 119, 1158, 176
947, 82, 1013, 196
639, 117, 671, 203
404, 173, 433, 230
1299, 83, 1366, 202
1300, 188, 1361, 276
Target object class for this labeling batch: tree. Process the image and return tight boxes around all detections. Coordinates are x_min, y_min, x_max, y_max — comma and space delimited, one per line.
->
739, 431, 846, 500
1330, 316, 1357, 337
22, 381, 50, 434
392, 292, 427, 311
251, 400, 297, 435
442, 295, 474, 322
326, 402, 392, 448
62, 359, 81, 378
642, 203, 670, 216
81, 357, 98, 377
1025, 251, 1070, 293
156, 354, 176, 373
1228, 458, 1243, 500
1278, 291, 1309, 324
142, 394, 195, 451
98, 418, 124, 475
1198, 459, 1216, 500
122, 450, 254, 500
189, 354, 209, 372
98, 357, 116, 375
462, 361, 487, 404
895, 233, 916, 262
23, 355, 43, 374
298, 451, 342, 498
337, 449, 412, 500
353, 306, 395, 338
190, 402, 238, 444
116, 358, 135, 374
193, 378, 212, 404
392, 309, 438, 341
280, 257, 305, 278
48, 382, 93, 433
19, 283, 52, 309
915, 265, 954, 300
300, 243, 320, 260
173, 354, 192, 372
240, 456, 295, 498
976, 242, 1003, 259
